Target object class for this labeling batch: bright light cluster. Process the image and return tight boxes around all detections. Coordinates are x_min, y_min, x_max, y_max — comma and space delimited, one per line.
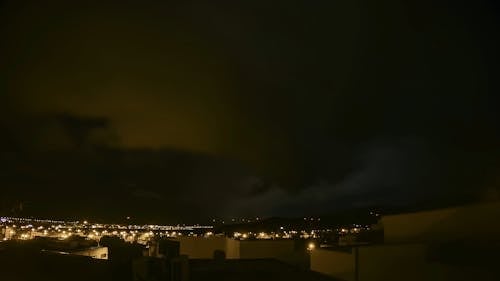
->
1, 216, 213, 244
1, 216, 374, 249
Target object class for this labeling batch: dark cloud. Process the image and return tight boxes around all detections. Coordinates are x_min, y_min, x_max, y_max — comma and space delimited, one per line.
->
231, 136, 500, 217
1, 0, 499, 221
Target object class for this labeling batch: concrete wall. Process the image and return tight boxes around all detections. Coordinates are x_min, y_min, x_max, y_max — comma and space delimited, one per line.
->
312, 243, 499, 281
357, 244, 435, 281
357, 243, 500, 281
381, 202, 500, 244
239, 240, 295, 259
225, 238, 240, 259
310, 245, 443, 281
176, 237, 295, 260
310, 248, 355, 281
310, 204, 500, 281
177, 237, 226, 259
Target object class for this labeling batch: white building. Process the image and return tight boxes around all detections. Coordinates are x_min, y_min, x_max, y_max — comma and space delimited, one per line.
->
71, 246, 108, 260
175, 236, 296, 260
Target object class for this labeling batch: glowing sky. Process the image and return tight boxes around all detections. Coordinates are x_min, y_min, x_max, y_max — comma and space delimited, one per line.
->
1, 0, 499, 222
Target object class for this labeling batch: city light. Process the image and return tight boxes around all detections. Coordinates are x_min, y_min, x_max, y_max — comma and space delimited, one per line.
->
0, 215, 373, 248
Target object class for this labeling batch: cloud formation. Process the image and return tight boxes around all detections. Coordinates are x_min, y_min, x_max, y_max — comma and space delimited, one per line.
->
1, 0, 499, 221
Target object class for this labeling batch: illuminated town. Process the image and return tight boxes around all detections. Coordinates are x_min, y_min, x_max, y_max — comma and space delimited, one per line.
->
0, 215, 374, 246
1, 216, 214, 244
2, 203, 500, 281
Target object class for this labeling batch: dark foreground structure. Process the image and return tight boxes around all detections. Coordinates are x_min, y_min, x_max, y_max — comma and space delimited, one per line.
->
0, 237, 334, 281
189, 259, 335, 281
0, 249, 112, 281
0, 250, 334, 281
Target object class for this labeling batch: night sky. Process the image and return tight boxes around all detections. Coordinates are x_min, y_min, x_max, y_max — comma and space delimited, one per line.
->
1, 0, 499, 223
